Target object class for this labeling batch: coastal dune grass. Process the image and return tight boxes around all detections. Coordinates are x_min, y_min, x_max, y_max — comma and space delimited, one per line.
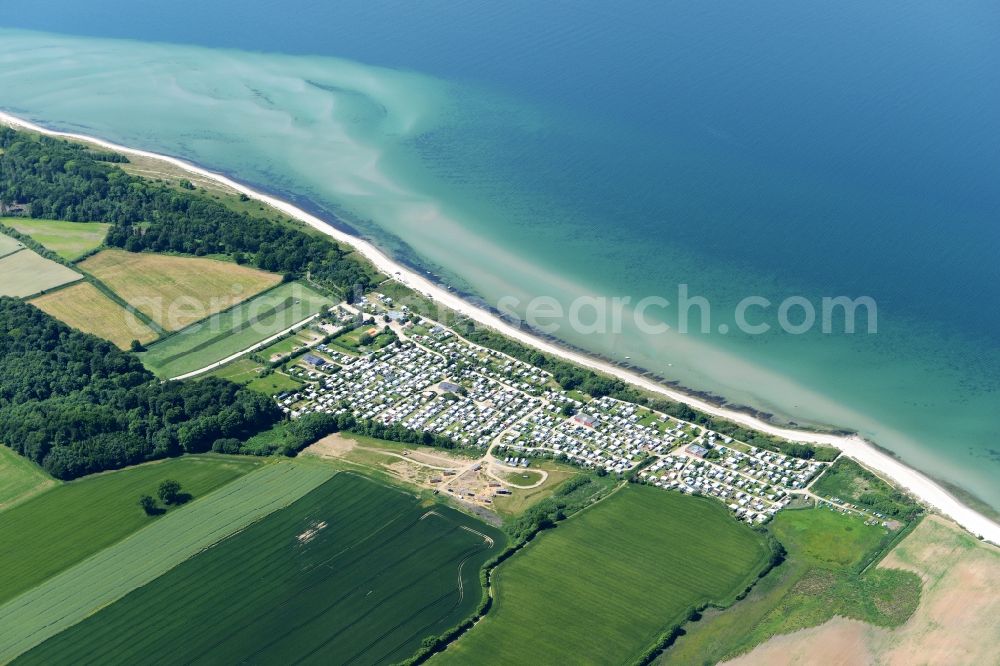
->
78, 248, 283, 331
0, 445, 57, 512
0, 454, 261, 606
811, 457, 918, 521
434, 485, 773, 665
0, 459, 335, 663
18, 472, 505, 666
2, 217, 110, 261
30, 281, 159, 348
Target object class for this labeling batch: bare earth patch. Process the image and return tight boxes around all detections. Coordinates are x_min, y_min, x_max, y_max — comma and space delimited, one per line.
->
303, 435, 501, 511
303, 433, 357, 459
728, 515, 1000, 666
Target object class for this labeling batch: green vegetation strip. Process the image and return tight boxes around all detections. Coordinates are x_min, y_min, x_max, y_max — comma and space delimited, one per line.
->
434, 485, 773, 666
0, 460, 335, 663
140, 282, 332, 378
18, 473, 505, 666
0, 445, 57, 512
153, 296, 298, 367
811, 457, 920, 521
0, 455, 260, 603
661, 506, 922, 663
205, 358, 304, 396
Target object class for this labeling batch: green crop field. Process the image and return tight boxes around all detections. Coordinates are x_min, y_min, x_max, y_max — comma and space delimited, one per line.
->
19, 472, 505, 666
0, 455, 261, 605
0, 245, 82, 297
140, 281, 333, 378
435, 485, 773, 665
0, 445, 57, 512
2, 218, 110, 261
0, 460, 336, 663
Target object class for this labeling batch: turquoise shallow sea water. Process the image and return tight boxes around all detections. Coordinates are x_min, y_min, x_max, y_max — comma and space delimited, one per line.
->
1, 1, 999, 509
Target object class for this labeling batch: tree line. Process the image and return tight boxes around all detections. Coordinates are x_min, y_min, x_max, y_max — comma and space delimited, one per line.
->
226, 411, 470, 458
0, 298, 282, 479
0, 127, 378, 297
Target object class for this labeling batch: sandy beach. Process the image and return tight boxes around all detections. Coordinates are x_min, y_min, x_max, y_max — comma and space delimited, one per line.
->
4, 110, 999, 545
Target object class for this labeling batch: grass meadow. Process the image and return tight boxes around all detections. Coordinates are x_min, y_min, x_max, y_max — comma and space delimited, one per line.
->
490, 460, 580, 517
206, 357, 263, 383
140, 281, 332, 378
245, 371, 304, 395
19, 472, 505, 666
332, 325, 370, 349
78, 248, 282, 331
0, 445, 57, 512
0, 455, 261, 606
30, 281, 159, 348
2, 218, 110, 261
258, 329, 315, 360
661, 505, 922, 664
0, 460, 335, 663
0, 246, 82, 298
435, 485, 773, 665
205, 358, 304, 395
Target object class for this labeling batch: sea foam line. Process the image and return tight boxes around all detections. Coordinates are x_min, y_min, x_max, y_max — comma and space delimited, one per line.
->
3, 109, 998, 546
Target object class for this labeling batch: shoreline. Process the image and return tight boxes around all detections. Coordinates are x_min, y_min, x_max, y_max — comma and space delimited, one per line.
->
4, 110, 999, 545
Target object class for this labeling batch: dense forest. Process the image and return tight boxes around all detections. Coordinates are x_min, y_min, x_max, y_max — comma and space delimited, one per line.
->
0, 298, 281, 479
0, 127, 378, 296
